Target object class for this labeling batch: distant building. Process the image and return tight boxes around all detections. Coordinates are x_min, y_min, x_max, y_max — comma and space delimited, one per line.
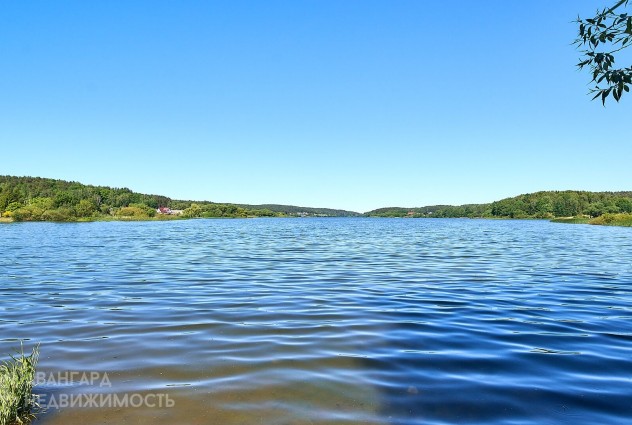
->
156, 207, 183, 215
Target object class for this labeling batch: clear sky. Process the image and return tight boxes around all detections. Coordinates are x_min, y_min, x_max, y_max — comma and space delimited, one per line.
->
1, 1, 630, 213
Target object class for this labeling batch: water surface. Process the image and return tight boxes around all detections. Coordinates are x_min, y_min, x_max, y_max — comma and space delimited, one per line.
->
1, 218, 631, 424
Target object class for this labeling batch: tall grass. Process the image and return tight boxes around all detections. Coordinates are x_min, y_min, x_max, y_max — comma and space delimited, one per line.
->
0, 345, 39, 425
589, 213, 632, 227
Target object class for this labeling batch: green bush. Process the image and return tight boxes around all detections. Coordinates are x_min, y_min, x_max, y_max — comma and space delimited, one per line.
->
590, 213, 632, 226
115, 205, 153, 218
40, 207, 75, 222
4, 202, 23, 214
182, 203, 202, 218
75, 199, 97, 218
129, 203, 155, 217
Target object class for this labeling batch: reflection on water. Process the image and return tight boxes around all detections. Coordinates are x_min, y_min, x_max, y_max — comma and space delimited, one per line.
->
1, 218, 631, 424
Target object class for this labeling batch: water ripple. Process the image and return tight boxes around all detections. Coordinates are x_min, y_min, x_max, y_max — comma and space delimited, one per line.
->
1, 218, 631, 424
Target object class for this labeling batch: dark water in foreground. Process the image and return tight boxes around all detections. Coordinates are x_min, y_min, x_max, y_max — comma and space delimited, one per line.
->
1, 218, 632, 424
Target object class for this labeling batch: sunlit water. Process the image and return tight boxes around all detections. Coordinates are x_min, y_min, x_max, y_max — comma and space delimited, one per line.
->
1, 218, 631, 424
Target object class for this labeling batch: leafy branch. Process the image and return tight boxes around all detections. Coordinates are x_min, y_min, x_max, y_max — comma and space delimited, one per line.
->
575, 0, 632, 104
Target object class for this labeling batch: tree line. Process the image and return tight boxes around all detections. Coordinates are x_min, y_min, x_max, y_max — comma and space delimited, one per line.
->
4, 176, 631, 222
0, 176, 283, 221
365, 191, 632, 219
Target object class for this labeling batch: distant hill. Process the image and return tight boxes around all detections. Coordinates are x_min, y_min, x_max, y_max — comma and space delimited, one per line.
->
236, 204, 361, 217
365, 191, 632, 219
0, 175, 359, 221
3, 176, 631, 222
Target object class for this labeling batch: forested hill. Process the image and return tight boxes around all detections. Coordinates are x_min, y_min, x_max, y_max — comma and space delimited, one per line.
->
365, 191, 632, 219
4, 176, 631, 222
236, 204, 362, 217
0, 175, 359, 221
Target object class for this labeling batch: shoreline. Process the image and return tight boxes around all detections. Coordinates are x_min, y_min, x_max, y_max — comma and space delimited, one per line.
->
2, 215, 632, 227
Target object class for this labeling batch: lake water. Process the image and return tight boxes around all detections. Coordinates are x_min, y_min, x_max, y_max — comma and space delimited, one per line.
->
1, 218, 631, 424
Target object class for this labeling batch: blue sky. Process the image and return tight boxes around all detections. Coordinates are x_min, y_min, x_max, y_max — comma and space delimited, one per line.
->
1, 1, 630, 212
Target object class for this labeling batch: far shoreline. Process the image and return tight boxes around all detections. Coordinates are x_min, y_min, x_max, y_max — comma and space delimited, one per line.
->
2, 215, 632, 227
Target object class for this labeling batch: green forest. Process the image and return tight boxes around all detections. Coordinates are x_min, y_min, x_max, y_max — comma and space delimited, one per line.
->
365, 191, 632, 222
0, 176, 356, 222
235, 203, 362, 217
2, 176, 632, 226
